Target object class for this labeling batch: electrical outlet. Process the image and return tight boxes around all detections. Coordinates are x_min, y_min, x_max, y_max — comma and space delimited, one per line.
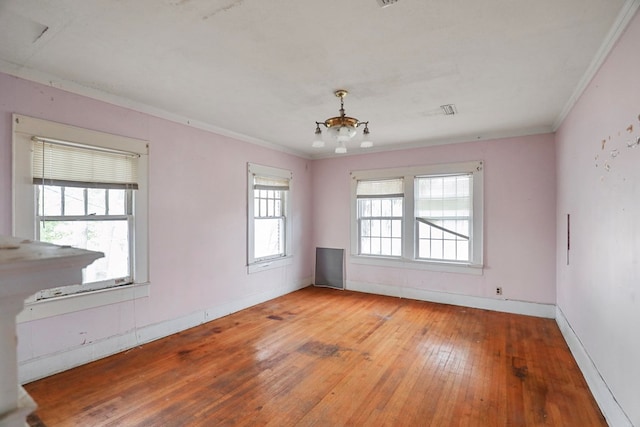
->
496, 287, 503, 295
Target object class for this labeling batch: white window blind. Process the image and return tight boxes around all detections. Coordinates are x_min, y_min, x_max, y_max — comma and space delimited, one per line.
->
32, 137, 139, 189
415, 174, 472, 218
253, 175, 290, 190
356, 178, 404, 198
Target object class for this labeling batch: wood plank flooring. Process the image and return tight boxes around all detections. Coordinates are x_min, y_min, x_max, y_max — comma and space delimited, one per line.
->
24, 287, 606, 426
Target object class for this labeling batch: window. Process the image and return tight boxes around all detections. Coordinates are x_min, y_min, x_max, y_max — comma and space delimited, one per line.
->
247, 163, 292, 272
12, 114, 149, 301
351, 161, 483, 273
356, 178, 403, 257
415, 174, 471, 262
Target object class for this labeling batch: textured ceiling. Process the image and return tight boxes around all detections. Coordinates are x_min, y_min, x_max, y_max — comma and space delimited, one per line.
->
0, 0, 633, 157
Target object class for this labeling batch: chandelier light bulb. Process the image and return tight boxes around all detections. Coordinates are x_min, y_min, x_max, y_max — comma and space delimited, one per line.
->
312, 125, 325, 148
360, 125, 373, 148
337, 126, 355, 142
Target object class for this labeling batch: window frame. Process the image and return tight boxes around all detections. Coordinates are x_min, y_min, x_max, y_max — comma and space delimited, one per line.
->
350, 161, 483, 274
247, 163, 293, 273
12, 114, 150, 311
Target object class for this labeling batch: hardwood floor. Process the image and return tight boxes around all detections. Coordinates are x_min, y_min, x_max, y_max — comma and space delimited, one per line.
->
24, 287, 606, 426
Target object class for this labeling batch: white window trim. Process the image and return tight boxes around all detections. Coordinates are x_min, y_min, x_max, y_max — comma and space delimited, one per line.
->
247, 163, 293, 273
350, 161, 484, 274
12, 114, 150, 319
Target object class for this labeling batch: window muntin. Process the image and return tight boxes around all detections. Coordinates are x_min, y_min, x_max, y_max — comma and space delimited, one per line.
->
247, 163, 292, 269
415, 174, 472, 262
351, 161, 483, 271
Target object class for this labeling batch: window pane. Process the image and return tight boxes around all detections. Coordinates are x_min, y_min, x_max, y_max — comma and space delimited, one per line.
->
392, 219, 401, 237
381, 220, 391, 237
254, 218, 284, 259
443, 240, 457, 260
371, 219, 381, 237
267, 198, 274, 217
260, 199, 267, 217
391, 238, 402, 256
392, 199, 402, 216
40, 185, 62, 216
371, 237, 381, 255
361, 220, 371, 237
431, 226, 443, 240
87, 188, 106, 215
360, 199, 371, 217
381, 199, 391, 216
64, 187, 85, 215
457, 241, 469, 261
371, 199, 381, 217
39, 219, 130, 282
431, 240, 443, 259
381, 238, 391, 255
109, 189, 126, 215
360, 237, 371, 254
418, 239, 430, 258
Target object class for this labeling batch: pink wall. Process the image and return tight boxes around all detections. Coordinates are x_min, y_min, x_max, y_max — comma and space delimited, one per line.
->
0, 73, 313, 368
555, 9, 640, 425
312, 134, 557, 304
1, 71, 556, 378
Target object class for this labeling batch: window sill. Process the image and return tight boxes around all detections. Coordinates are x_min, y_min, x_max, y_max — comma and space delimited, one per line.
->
17, 282, 150, 323
247, 256, 293, 274
350, 255, 483, 275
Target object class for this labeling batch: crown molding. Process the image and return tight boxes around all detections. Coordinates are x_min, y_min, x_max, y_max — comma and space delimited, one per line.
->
0, 60, 311, 160
553, 0, 640, 131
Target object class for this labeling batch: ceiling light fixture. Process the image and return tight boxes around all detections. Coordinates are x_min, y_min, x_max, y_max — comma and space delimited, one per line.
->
313, 90, 373, 154
441, 104, 457, 115
376, 0, 399, 8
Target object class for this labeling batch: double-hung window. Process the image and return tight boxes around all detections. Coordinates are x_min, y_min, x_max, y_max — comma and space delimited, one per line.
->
32, 139, 138, 296
12, 114, 149, 302
351, 161, 483, 273
415, 173, 472, 262
247, 163, 292, 272
356, 178, 403, 257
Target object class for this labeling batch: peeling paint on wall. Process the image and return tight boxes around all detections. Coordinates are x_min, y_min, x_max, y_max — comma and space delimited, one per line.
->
594, 113, 640, 178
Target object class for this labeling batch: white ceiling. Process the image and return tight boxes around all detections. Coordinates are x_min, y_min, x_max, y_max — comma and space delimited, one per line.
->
0, 0, 634, 157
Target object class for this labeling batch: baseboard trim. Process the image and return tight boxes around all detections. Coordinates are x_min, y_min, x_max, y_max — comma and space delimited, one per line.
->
19, 278, 310, 383
555, 307, 632, 427
346, 280, 556, 318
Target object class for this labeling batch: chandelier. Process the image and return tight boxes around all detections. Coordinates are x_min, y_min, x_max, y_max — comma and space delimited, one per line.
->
313, 90, 373, 154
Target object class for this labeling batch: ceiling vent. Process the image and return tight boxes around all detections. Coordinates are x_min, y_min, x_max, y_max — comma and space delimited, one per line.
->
377, 0, 399, 8
441, 104, 457, 115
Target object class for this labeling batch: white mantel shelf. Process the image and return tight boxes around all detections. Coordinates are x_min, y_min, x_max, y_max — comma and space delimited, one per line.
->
0, 236, 102, 427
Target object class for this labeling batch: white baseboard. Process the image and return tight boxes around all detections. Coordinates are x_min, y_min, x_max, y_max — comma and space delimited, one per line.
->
19, 277, 310, 383
346, 280, 556, 318
555, 307, 632, 427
